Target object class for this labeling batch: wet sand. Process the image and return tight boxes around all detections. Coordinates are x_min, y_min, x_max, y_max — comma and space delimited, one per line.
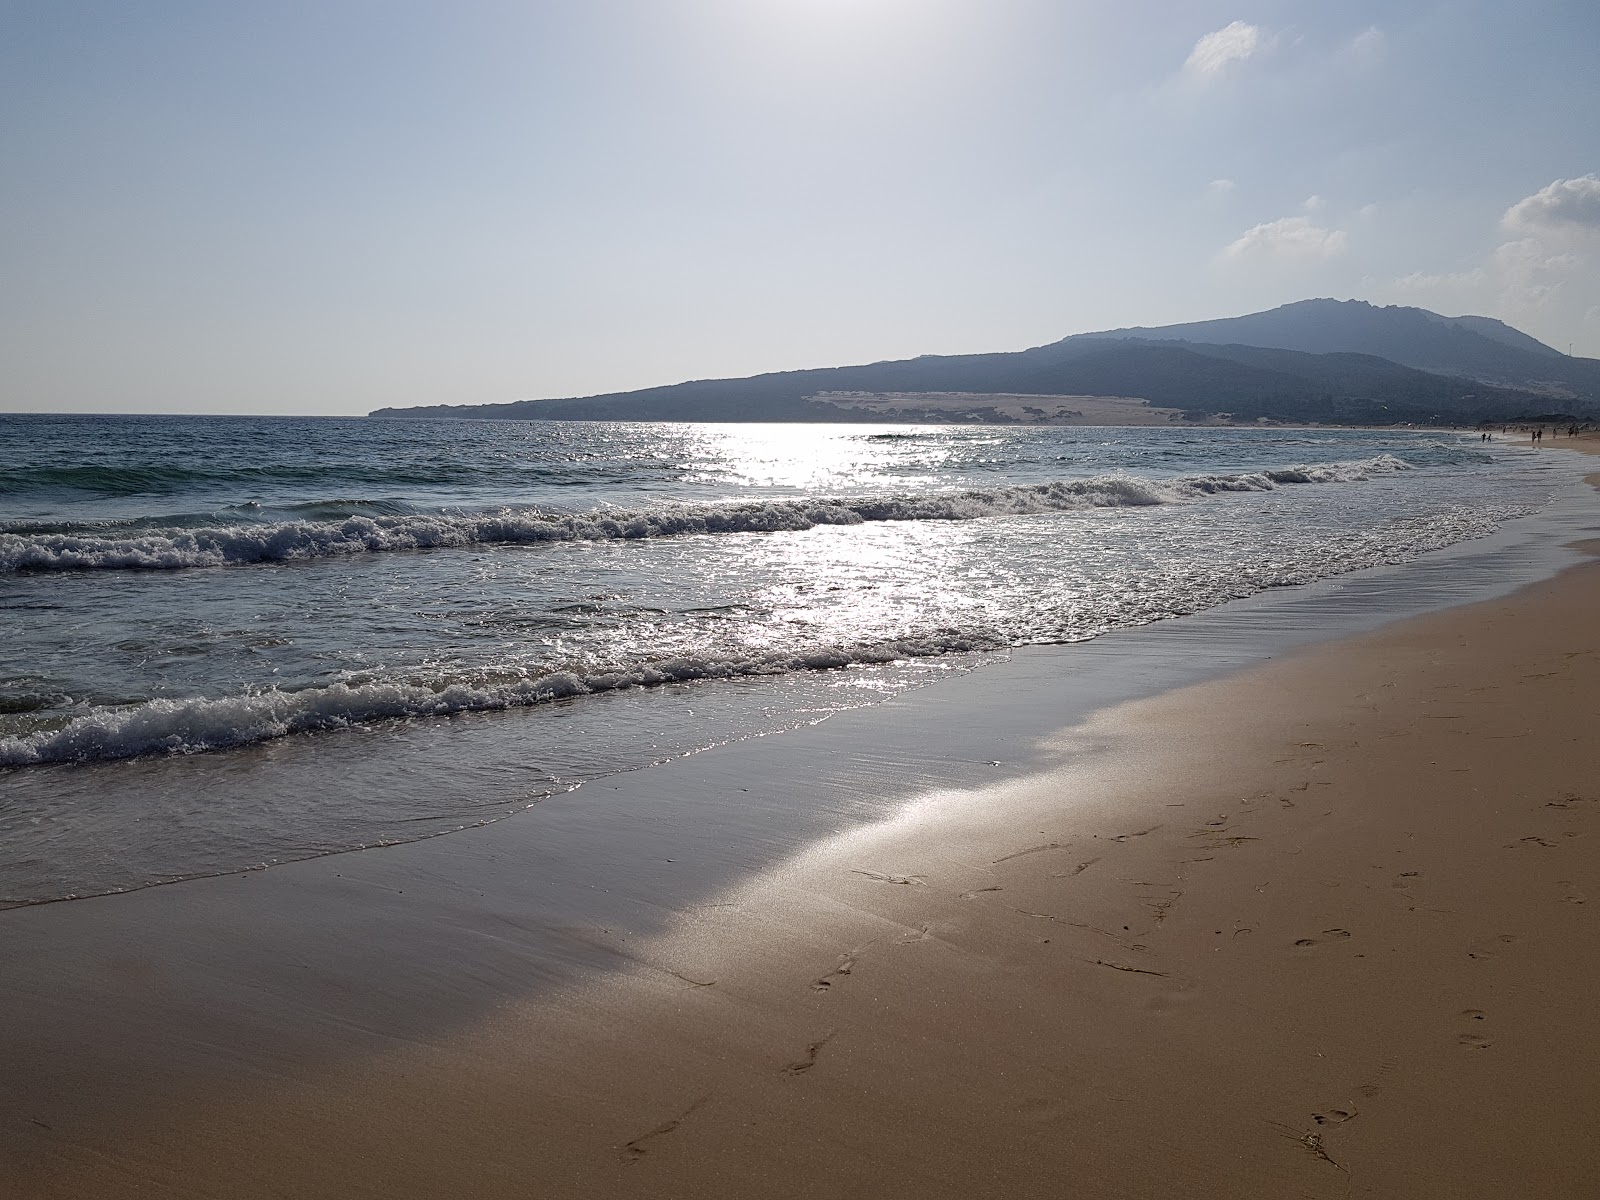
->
4, 449, 1600, 1198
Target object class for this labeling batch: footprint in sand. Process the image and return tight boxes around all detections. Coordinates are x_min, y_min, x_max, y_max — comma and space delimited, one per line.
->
1544, 792, 1591, 809
1356, 1057, 1400, 1099
1556, 880, 1587, 905
812, 955, 856, 992
1466, 934, 1518, 960
1312, 1104, 1358, 1127
1458, 1034, 1494, 1050
783, 1034, 834, 1075
1294, 929, 1352, 948
623, 1097, 710, 1160
1460, 1008, 1487, 1021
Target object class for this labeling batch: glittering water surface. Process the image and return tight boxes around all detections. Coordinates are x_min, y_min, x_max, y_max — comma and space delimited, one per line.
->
0, 416, 1581, 903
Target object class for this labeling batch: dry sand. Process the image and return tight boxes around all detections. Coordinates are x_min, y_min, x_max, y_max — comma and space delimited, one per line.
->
5, 449, 1600, 1199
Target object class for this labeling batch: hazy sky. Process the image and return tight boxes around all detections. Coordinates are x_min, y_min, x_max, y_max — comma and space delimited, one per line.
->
3, 1, 1597, 415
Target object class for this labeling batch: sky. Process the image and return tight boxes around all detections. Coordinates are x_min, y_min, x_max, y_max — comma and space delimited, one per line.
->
2, 1, 1597, 415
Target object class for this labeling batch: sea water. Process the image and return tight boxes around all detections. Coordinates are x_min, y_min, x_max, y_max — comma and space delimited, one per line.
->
0, 415, 1582, 904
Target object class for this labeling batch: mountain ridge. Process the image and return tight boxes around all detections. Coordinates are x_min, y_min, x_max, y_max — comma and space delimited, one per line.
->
1072, 298, 1592, 395
371, 299, 1600, 426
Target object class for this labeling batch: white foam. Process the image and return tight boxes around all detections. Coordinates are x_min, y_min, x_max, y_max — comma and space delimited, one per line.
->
0, 633, 1003, 767
0, 456, 1413, 573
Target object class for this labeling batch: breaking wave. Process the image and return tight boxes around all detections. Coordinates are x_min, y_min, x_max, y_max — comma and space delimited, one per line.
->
0, 633, 1002, 767
0, 455, 1412, 573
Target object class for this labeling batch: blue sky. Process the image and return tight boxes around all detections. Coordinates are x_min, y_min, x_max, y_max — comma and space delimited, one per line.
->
2, 1, 1597, 414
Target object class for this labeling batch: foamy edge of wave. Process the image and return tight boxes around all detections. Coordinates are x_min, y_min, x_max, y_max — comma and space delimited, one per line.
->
0, 456, 1413, 572
0, 634, 1003, 767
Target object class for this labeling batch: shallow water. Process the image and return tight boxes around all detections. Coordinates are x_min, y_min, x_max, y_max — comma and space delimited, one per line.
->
0, 417, 1582, 903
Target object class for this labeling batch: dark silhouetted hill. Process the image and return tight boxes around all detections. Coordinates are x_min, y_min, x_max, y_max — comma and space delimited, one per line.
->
371, 299, 1598, 425
1078, 298, 1599, 397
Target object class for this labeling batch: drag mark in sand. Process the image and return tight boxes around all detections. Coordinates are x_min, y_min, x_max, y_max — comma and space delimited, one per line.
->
851, 869, 924, 885
1011, 907, 1123, 941
661, 967, 717, 989
992, 842, 1067, 864
1145, 889, 1185, 925
1107, 824, 1162, 844
1088, 958, 1168, 978
1060, 856, 1102, 878
1269, 1120, 1350, 1177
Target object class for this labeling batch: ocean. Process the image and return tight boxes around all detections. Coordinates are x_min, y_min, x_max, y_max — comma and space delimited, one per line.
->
0, 415, 1583, 906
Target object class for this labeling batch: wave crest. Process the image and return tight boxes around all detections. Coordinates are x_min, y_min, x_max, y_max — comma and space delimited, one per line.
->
0, 455, 1412, 573
0, 633, 1002, 767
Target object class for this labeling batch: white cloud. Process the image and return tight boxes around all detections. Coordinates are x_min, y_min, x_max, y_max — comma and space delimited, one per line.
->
1392, 267, 1486, 292
1502, 174, 1600, 234
1492, 238, 1581, 309
1486, 176, 1600, 312
1346, 26, 1386, 65
1222, 216, 1347, 262
1206, 178, 1236, 198
1302, 194, 1325, 212
1382, 177, 1600, 348
1358, 203, 1379, 219
1184, 21, 1264, 79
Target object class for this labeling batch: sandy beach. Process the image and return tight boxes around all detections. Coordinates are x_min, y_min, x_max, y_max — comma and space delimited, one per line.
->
3, 448, 1598, 1198
6, 2, 1598, 1193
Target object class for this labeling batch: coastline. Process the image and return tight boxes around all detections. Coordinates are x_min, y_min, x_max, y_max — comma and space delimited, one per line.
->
3, 445, 1599, 1198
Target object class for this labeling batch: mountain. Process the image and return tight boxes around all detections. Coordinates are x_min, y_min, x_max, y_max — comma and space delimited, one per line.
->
1078, 298, 1597, 398
370, 300, 1599, 426
1433, 313, 1565, 359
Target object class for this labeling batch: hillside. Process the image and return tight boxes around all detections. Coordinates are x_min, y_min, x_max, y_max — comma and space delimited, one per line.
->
1079, 298, 1600, 398
371, 301, 1597, 426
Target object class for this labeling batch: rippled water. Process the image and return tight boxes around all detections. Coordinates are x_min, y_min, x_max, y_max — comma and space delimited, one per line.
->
0, 415, 1582, 903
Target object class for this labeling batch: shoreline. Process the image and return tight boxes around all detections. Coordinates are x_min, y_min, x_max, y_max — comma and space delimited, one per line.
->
3, 447, 1599, 1197
0, 432, 1580, 911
